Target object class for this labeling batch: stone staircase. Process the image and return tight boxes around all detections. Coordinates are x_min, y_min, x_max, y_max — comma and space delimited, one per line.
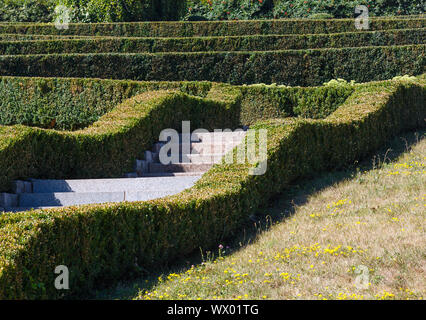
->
0, 130, 247, 213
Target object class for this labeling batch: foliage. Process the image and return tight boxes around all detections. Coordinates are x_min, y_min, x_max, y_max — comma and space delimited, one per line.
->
1, 28, 424, 55
0, 45, 423, 86
61, 0, 186, 22
0, 76, 424, 298
0, 0, 56, 22
186, 0, 425, 20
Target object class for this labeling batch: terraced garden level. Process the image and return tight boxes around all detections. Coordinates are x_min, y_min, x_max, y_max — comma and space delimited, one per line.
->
0, 16, 423, 299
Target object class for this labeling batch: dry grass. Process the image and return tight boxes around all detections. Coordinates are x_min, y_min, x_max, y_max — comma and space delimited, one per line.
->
97, 131, 425, 300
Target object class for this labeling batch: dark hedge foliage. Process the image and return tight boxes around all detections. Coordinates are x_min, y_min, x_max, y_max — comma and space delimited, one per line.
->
0, 45, 423, 86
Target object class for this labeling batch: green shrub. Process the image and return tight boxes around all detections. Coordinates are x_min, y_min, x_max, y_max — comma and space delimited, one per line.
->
0, 76, 354, 191
0, 45, 423, 86
1, 28, 424, 55
239, 83, 355, 124
0, 0, 56, 22
0, 17, 423, 37
0, 77, 212, 130
185, 0, 425, 20
0, 76, 424, 299
185, 0, 273, 21
0, 83, 241, 192
62, 0, 187, 22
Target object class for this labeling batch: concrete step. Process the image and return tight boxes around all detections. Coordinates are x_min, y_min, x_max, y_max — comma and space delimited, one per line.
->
186, 153, 225, 164
196, 131, 247, 142
18, 190, 180, 207
167, 131, 246, 143
153, 142, 242, 155
30, 176, 201, 193
139, 172, 206, 177
147, 152, 228, 163
148, 163, 213, 173
0, 193, 18, 207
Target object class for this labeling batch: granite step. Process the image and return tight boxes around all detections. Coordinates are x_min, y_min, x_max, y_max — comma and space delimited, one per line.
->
30, 176, 201, 193
18, 190, 181, 207
148, 163, 214, 173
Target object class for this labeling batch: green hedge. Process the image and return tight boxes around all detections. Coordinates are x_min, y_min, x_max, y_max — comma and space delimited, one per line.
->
0, 77, 424, 299
0, 33, 102, 40
0, 18, 424, 37
239, 82, 355, 124
0, 76, 355, 191
0, 85, 242, 192
0, 45, 424, 86
1, 28, 424, 55
0, 76, 353, 131
0, 76, 212, 130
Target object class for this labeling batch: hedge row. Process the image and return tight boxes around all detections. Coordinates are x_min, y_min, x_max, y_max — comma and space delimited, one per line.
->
0, 85, 242, 193
0, 45, 423, 86
0, 77, 424, 299
0, 76, 212, 130
0, 18, 424, 37
239, 82, 355, 124
1, 28, 424, 55
0, 34, 103, 41
0, 76, 356, 191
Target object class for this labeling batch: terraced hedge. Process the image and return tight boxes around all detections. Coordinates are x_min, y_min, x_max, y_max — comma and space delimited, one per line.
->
0, 76, 356, 192
0, 85, 242, 192
1, 28, 424, 55
0, 76, 424, 299
0, 34, 98, 41
0, 18, 424, 37
1, 45, 423, 86
0, 77, 212, 130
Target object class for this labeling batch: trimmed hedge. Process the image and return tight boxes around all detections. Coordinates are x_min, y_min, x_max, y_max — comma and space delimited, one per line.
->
0, 76, 212, 130
239, 82, 355, 124
0, 76, 356, 191
0, 28, 424, 55
0, 84, 242, 192
0, 77, 424, 299
0, 18, 424, 37
0, 45, 424, 86
0, 33, 103, 41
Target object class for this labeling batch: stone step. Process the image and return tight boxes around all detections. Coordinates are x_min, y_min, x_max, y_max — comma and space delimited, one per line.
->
153, 142, 242, 154
169, 131, 246, 143
148, 163, 213, 173
186, 153, 226, 164
139, 172, 206, 177
0, 193, 18, 207
18, 190, 179, 207
30, 176, 201, 193
196, 131, 247, 142
146, 152, 230, 163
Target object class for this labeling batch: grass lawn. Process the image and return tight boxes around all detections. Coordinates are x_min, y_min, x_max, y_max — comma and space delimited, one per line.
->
95, 130, 425, 300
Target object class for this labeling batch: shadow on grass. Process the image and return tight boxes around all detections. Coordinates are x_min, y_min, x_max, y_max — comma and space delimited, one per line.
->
92, 129, 425, 300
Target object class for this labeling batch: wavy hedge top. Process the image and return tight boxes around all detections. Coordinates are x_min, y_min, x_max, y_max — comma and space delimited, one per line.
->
0, 76, 424, 298
0, 76, 358, 192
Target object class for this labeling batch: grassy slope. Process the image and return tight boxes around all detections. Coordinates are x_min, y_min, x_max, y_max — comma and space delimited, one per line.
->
95, 130, 425, 300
